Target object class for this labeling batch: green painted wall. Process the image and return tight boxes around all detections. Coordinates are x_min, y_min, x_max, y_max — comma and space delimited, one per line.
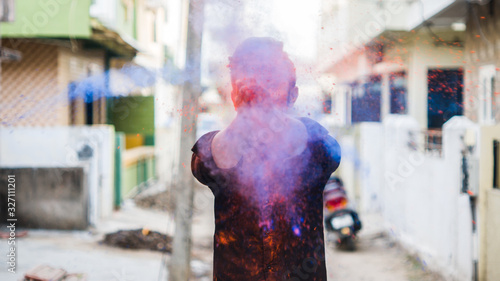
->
115, 0, 136, 41
124, 165, 138, 197
0, 0, 92, 38
107, 96, 155, 135
114, 132, 125, 208
122, 157, 155, 198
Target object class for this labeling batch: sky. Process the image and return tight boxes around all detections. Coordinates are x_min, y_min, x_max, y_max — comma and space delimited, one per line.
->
271, 0, 321, 62
203, 0, 322, 67
201, 0, 324, 116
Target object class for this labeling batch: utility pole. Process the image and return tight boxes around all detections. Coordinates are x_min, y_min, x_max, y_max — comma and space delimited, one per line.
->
169, 0, 205, 280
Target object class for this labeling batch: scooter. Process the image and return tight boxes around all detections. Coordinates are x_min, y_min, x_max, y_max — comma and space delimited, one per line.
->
323, 177, 362, 251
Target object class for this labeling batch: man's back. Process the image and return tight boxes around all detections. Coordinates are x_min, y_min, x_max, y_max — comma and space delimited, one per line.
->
192, 117, 340, 281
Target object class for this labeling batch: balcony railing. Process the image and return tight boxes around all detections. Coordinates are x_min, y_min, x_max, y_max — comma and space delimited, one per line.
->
408, 129, 443, 157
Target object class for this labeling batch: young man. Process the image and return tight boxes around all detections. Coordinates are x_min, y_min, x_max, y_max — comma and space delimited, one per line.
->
191, 37, 341, 281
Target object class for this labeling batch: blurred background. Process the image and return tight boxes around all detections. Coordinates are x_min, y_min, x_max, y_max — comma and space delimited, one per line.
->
0, 0, 499, 280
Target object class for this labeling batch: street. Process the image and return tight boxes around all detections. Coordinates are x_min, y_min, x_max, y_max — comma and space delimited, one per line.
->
325, 230, 444, 281
190, 187, 446, 281
0, 186, 444, 281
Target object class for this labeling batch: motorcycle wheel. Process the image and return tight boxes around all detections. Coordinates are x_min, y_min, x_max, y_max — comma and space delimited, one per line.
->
339, 236, 356, 251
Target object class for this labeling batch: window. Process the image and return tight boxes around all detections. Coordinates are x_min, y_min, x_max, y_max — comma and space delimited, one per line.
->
351, 75, 382, 123
0, 0, 15, 22
121, 0, 132, 22
389, 72, 407, 114
479, 65, 496, 124
153, 13, 157, 42
427, 68, 464, 129
323, 92, 332, 114
68, 82, 78, 125
494, 140, 499, 189
85, 90, 94, 125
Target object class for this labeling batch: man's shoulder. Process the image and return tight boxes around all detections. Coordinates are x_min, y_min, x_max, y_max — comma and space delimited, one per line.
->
298, 117, 341, 168
297, 117, 329, 141
192, 130, 219, 156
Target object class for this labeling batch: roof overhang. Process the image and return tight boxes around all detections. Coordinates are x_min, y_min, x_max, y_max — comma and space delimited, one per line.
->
410, 0, 468, 30
89, 19, 139, 59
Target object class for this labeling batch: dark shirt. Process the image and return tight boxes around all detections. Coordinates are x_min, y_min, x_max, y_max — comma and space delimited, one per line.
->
191, 117, 341, 281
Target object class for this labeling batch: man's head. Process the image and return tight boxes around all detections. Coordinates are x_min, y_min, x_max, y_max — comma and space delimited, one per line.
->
228, 37, 297, 110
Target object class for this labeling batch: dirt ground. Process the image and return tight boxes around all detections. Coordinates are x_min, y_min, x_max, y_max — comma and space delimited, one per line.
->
324, 232, 445, 281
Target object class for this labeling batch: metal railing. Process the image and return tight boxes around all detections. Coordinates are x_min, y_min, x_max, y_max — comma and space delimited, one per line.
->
408, 129, 443, 157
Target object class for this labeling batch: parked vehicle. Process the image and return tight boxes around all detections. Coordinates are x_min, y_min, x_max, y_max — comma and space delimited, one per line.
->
324, 177, 362, 251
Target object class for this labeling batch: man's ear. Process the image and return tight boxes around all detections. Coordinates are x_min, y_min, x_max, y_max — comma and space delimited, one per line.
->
231, 88, 238, 109
287, 86, 299, 107
230, 79, 239, 109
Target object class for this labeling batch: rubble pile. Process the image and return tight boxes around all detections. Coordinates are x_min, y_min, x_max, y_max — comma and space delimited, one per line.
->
102, 229, 172, 252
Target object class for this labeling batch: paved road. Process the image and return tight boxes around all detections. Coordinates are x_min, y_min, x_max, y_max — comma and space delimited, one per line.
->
0, 201, 211, 281
323, 213, 445, 281
191, 188, 445, 281
0, 188, 444, 281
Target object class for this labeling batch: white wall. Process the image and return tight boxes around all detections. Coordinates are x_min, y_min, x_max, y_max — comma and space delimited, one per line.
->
382, 116, 475, 280
333, 115, 478, 280
358, 122, 384, 213
0, 125, 115, 226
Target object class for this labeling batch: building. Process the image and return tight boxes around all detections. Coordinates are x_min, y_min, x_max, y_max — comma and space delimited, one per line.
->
319, 1, 500, 280
0, 0, 179, 228
464, 1, 500, 280
319, 0, 466, 130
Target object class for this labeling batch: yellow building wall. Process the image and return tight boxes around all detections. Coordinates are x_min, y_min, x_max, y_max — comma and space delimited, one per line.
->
465, 2, 500, 123
479, 124, 500, 281
485, 189, 500, 281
